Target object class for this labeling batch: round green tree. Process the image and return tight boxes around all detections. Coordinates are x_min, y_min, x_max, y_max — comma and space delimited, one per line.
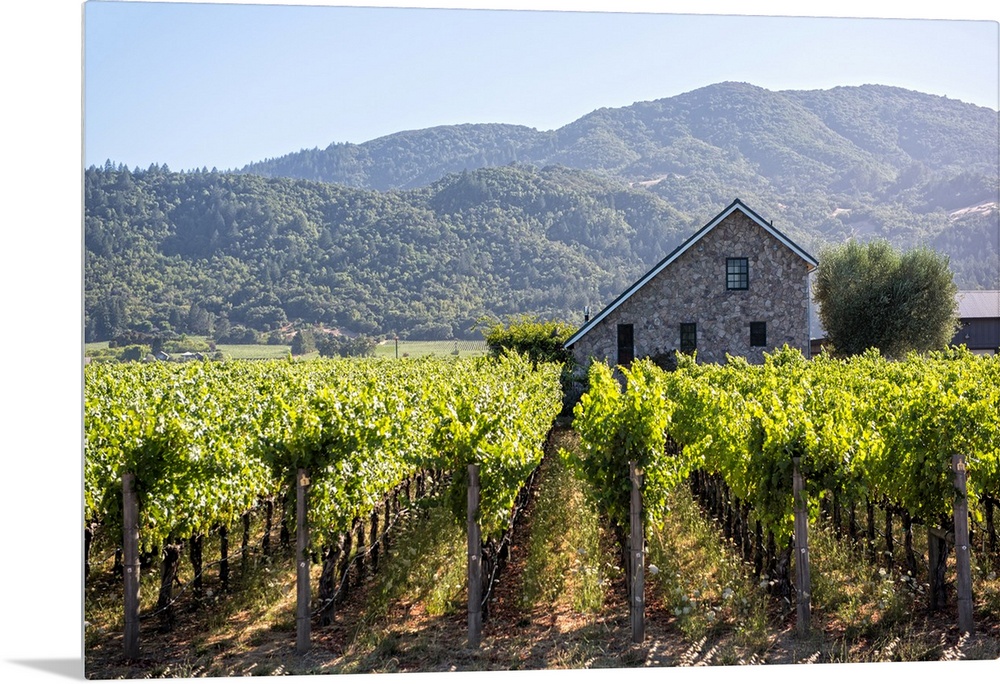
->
813, 240, 959, 358
290, 329, 316, 355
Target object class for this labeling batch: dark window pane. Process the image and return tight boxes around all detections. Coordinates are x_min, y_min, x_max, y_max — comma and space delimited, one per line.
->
680, 322, 697, 352
750, 321, 767, 347
617, 323, 634, 365
727, 257, 749, 290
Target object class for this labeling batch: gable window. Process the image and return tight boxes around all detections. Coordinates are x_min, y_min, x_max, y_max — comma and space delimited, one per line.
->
680, 322, 697, 353
726, 257, 749, 290
617, 323, 634, 365
750, 321, 767, 347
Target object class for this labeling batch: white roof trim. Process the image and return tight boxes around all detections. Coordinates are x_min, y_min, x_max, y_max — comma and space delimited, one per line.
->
564, 198, 819, 349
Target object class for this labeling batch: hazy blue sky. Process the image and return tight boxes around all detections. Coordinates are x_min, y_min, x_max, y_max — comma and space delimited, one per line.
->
83, 1, 1000, 172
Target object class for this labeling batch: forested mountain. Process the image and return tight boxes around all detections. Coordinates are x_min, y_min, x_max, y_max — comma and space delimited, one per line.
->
241, 83, 996, 199
86, 83, 998, 342
85, 164, 696, 341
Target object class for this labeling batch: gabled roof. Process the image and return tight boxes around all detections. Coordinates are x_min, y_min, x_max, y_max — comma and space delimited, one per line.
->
564, 198, 819, 349
957, 290, 1000, 319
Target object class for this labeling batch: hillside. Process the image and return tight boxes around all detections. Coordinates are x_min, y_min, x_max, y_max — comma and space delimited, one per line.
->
240, 83, 996, 200
86, 83, 999, 342
84, 164, 695, 341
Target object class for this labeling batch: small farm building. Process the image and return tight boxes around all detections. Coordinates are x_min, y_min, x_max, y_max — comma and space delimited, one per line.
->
951, 290, 1000, 354
564, 199, 818, 367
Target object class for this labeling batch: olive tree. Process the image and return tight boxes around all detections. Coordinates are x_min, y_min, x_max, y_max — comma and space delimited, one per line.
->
813, 240, 959, 358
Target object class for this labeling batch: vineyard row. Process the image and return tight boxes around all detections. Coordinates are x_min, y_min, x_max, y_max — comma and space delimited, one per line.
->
569, 346, 999, 636
85, 353, 563, 656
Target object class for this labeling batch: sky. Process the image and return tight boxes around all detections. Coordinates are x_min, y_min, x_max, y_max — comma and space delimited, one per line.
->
83, 1, 1000, 173
1, 2, 999, 683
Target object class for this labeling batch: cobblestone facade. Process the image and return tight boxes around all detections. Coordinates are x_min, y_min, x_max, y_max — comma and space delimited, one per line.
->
568, 207, 814, 367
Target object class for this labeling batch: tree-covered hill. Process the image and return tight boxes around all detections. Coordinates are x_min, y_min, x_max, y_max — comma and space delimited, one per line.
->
239, 123, 554, 191
87, 83, 998, 342
84, 164, 696, 342
240, 83, 997, 203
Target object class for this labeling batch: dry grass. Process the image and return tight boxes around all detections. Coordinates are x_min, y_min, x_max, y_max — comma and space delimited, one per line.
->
645, 486, 774, 665
520, 434, 611, 614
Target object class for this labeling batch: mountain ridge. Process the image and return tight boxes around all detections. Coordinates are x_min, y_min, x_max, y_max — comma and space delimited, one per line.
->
238, 82, 998, 194
85, 82, 999, 342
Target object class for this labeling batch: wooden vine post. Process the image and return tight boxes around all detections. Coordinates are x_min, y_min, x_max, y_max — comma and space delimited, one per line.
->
219, 525, 229, 592
122, 472, 140, 660
629, 462, 645, 644
370, 508, 380, 574
952, 453, 974, 635
295, 468, 311, 654
791, 457, 811, 636
241, 511, 251, 574
354, 517, 366, 586
467, 464, 483, 649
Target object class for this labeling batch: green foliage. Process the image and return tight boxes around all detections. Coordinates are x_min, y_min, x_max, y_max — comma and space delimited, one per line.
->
565, 359, 689, 536
241, 84, 997, 198
814, 240, 959, 358
571, 347, 1000, 545
289, 329, 316, 356
85, 355, 562, 554
215, 325, 261, 345
481, 315, 584, 417
482, 315, 576, 365
119, 345, 148, 362
161, 336, 212, 354
318, 334, 377, 358
429, 353, 563, 537
239, 83, 997, 296
84, 163, 690, 342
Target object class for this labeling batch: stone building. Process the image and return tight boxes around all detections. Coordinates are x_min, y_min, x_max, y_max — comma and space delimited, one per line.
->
564, 199, 818, 367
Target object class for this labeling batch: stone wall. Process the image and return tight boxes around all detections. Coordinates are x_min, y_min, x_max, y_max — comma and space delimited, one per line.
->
569, 210, 813, 367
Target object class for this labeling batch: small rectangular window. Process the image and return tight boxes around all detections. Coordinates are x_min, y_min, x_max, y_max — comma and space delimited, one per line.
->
750, 321, 767, 347
680, 322, 697, 353
617, 323, 634, 365
727, 258, 749, 290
